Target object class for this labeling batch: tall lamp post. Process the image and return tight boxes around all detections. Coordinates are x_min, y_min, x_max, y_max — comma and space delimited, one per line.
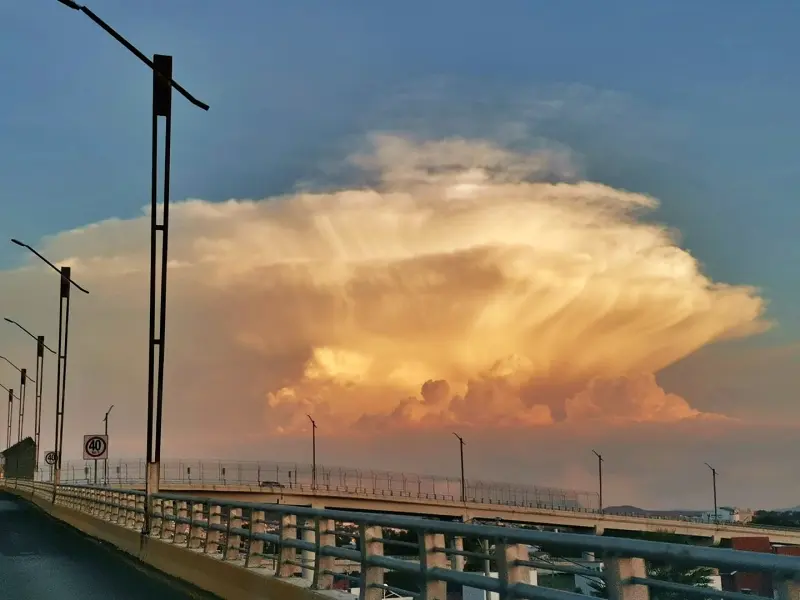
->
0, 356, 35, 444
10, 239, 89, 493
453, 432, 466, 503
705, 462, 718, 523
103, 404, 114, 485
592, 449, 604, 513
55, 1, 208, 525
4, 318, 55, 469
306, 414, 317, 490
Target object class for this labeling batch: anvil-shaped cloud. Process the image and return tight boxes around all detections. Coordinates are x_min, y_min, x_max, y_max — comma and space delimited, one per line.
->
4, 135, 767, 445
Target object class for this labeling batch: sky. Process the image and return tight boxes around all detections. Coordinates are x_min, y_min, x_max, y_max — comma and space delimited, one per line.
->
1, 1, 800, 511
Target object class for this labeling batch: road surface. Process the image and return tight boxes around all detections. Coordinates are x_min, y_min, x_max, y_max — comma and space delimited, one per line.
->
0, 491, 217, 599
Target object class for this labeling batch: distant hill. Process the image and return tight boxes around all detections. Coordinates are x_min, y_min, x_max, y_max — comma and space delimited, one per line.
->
604, 505, 704, 518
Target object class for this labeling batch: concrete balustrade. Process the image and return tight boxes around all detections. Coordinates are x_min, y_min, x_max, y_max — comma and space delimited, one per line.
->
4, 478, 800, 600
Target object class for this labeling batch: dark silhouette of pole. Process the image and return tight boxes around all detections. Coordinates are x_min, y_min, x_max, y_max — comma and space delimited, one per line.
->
4, 387, 12, 449
705, 462, 718, 523
307, 414, 317, 490
56, 1, 207, 530
103, 404, 114, 485
10, 240, 89, 488
592, 449, 604, 513
17, 368, 27, 443
453, 432, 466, 503
5, 318, 56, 470
0, 356, 34, 444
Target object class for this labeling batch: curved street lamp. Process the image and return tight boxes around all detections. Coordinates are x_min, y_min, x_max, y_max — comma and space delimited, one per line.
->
11, 239, 89, 480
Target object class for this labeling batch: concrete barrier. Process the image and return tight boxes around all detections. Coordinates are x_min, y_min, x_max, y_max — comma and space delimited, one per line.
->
4, 486, 341, 600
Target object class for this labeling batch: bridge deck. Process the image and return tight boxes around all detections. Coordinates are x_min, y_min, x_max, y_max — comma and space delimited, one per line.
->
0, 492, 217, 599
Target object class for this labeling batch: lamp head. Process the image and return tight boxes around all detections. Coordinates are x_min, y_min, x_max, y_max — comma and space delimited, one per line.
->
56, 0, 82, 9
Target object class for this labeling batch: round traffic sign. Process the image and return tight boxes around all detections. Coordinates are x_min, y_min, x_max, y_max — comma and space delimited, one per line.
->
44, 451, 57, 465
84, 435, 107, 458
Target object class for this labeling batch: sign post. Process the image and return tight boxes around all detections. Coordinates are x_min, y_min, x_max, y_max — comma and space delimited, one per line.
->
44, 451, 57, 483
83, 435, 108, 487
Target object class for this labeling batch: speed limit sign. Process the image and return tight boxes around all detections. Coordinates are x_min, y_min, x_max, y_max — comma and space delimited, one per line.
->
83, 434, 108, 460
44, 451, 57, 466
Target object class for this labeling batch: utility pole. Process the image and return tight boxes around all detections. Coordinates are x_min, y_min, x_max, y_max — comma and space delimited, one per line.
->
453, 432, 466, 503
705, 462, 718, 523
307, 414, 317, 490
592, 449, 604, 513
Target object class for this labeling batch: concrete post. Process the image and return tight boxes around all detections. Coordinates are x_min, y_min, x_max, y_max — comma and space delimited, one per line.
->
225, 508, 242, 560
161, 501, 175, 541
302, 518, 315, 580
776, 579, 800, 600
278, 514, 298, 577
125, 494, 136, 529
453, 536, 465, 571
247, 510, 266, 567
583, 551, 596, 562
606, 557, 649, 600
497, 543, 531, 586
189, 503, 205, 549
174, 501, 189, 544
423, 532, 447, 600
134, 495, 146, 531
205, 504, 222, 554
360, 524, 384, 600
150, 498, 163, 538
313, 517, 335, 590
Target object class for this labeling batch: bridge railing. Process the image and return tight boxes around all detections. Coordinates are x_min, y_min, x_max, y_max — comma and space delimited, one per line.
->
5, 478, 800, 600
39, 458, 601, 512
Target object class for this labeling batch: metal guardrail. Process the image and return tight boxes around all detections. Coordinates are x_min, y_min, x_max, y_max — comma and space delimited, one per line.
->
5, 479, 800, 600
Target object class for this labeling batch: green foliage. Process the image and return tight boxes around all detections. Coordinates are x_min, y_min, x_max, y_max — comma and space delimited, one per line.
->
752, 510, 800, 528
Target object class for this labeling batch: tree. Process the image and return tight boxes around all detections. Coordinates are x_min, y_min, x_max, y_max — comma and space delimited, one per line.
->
752, 511, 800, 528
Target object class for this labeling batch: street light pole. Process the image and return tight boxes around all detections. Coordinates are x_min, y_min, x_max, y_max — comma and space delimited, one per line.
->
453, 432, 466, 503
10, 240, 89, 495
306, 414, 317, 490
103, 404, 114, 485
56, 1, 207, 529
705, 462, 718, 523
4, 387, 12, 449
17, 368, 27, 443
4, 318, 55, 470
592, 450, 604, 513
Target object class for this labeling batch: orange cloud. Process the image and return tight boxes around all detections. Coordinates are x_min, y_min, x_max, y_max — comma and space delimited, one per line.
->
1, 135, 767, 450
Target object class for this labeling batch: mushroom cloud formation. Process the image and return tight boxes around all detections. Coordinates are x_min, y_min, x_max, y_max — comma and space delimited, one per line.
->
30, 134, 768, 437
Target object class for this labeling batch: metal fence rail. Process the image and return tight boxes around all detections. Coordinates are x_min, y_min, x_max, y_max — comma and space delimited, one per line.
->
4, 479, 800, 600
41, 458, 600, 511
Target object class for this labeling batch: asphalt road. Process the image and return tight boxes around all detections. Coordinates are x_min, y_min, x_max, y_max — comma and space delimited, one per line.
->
0, 491, 218, 599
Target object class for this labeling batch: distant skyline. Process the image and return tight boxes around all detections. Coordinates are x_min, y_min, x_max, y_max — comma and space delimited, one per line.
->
1, 1, 799, 510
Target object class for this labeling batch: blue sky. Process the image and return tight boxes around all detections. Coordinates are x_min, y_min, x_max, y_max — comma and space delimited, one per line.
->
2, 0, 799, 337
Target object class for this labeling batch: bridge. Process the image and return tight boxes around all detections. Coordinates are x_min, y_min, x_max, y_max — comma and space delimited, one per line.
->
49, 458, 800, 545
4, 477, 800, 600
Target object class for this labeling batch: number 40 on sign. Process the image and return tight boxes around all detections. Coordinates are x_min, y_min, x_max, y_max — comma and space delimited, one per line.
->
83, 434, 108, 460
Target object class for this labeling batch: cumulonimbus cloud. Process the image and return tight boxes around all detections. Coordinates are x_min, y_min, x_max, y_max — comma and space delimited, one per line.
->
6, 134, 767, 441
